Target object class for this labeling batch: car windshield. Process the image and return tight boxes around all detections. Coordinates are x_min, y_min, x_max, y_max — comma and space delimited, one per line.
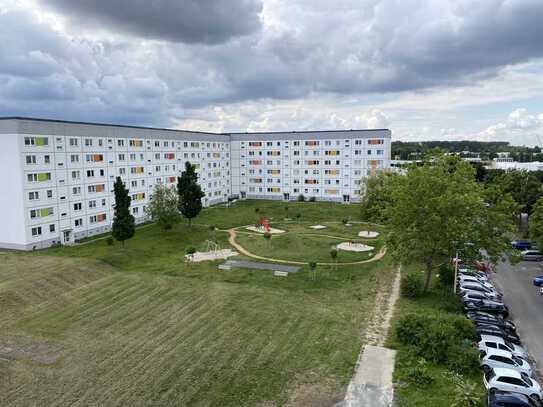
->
521, 372, 533, 386
504, 340, 514, 349
512, 355, 524, 365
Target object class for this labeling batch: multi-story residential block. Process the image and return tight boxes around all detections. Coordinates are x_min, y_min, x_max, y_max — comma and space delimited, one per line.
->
0, 117, 391, 250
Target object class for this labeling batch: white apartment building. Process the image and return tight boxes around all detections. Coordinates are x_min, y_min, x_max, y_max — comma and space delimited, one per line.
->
0, 117, 391, 250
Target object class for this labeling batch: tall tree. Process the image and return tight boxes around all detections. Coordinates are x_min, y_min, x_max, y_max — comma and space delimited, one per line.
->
111, 177, 135, 247
385, 155, 516, 292
497, 170, 542, 215
360, 171, 398, 223
145, 184, 180, 230
177, 162, 205, 227
529, 196, 543, 250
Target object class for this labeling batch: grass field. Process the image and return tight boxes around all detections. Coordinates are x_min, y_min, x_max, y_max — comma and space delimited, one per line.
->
1, 200, 396, 406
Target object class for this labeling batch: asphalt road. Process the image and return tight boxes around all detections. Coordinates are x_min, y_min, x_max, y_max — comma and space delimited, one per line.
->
492, 260, 543, 377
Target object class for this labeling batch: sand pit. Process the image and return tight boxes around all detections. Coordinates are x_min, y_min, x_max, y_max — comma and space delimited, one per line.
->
337, 242, 374, 252
186, 249, 238, 262
310, 225, 327, 230
358, 230, 379, 238
245, 226, 286, 234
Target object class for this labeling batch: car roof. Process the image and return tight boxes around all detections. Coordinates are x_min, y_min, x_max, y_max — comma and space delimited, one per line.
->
492, 390, 531, 402
480, 334, 505, 343
493, 367, 523, 378
484, 348, 514, 358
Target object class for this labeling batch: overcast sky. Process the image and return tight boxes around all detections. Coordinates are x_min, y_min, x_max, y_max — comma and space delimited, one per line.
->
2, 0, 543, 145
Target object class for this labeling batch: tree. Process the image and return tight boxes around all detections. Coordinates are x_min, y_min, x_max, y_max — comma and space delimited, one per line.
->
496, 170, 542, 215
330, 248, 338, 271
111, 176, 135, 247
385, 155, 516, 292
177, 162, 205, 227
530, 196, 543, 250
146, 184, 180, 230
360, 171, 397, 222
308, 261, 317, 281
263, 232, 272, 248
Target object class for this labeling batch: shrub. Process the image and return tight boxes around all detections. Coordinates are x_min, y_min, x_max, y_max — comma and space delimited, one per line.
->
442, 292, 464, 314
404, 358, 434, 386
341, 218, 348, 225
106, 237, 114, 246
298, 194, 306, 202
308, 196, 316, 202
438, 264, 455, 288
395, 314, 428, 346
446, 341, 480, 373
449, 373, 484, 407
401, 272, 423, 298
186, 246, 197, 255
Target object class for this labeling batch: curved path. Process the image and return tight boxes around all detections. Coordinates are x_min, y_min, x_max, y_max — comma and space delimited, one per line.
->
227, 228, 386, 266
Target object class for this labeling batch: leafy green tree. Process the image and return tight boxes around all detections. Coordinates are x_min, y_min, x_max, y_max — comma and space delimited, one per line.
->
330, 248, 338, 271
177, 162, 205, 227
111, 177, 135, 247
497, 170, 542, 214
385, 155, 516, 292
308, 261, 317, 281
360, 171, 397, 222
146, 184, 180, 230
530, 196, 543, 249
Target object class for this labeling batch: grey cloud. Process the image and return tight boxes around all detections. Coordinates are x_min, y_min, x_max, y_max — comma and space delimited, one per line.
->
42, 0, 263, 44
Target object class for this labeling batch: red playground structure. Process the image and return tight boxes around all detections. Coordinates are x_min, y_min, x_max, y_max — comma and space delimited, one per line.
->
255, 216, 271, 232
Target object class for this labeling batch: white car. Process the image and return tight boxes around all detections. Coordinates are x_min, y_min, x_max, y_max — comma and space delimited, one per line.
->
484, 368, 542, 402
478, 334, 528, 360
463, 289, 501, 302
459, 269, 489, 282
459, 275, 495, 290
480, 349, 533, 376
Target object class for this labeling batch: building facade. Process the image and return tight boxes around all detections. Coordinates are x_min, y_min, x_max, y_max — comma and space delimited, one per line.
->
0, 117, 391, 250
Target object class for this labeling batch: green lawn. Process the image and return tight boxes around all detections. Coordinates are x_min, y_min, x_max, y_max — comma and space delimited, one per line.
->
1, 200, 396, 406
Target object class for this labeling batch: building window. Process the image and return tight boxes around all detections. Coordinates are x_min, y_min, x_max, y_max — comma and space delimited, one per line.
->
47, 190, 53, 198
44, 155, 50, 164
74, 203, 82, 211
72, 187, 81, 195
75, 218, 83, 227
26, 155, 36, 164
49, 224, 55, 233
28, 191, 39, 200
31, 226, 42, 237
71, 154, 79, 163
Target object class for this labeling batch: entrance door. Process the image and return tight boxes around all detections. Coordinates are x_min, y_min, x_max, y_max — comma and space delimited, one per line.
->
343, 194, 350, 203
283, 193, 290, 201
62, 230, 72, 245
241, 191, 246, 199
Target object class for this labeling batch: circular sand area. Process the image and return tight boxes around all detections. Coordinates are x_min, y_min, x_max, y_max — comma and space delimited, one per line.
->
246, 226, 286, 234
336, 242, 374, 252
358, 231, 379, 238
310, 225, 327, 230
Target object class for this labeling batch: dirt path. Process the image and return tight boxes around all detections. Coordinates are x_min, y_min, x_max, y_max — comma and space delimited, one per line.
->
340, 265, 401, 407
226, 228, 386, 266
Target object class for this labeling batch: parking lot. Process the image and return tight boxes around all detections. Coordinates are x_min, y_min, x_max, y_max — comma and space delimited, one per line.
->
492, 259, 543, 377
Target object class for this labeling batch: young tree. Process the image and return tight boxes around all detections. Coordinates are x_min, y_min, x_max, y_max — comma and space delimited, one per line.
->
145, 184, 180, 230
263, 232, 272, 248
385, 155, 516, 292
111, 176, 135, 247
177, 162, 205, 227
330, 248, 338, 271
308, 261, 317, 281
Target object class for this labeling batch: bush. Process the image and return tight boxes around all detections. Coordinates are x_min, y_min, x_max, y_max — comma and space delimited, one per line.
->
449, 373, 484, 407
404, 358, 434, 386
438, 264, 455, 288
446, 341, 480, 373
308, 196, 316, 202
298, 194, 306, 202
106, 237, 114, 246
186, 246, 197, 255
395, 314, 428, 346
442, 292, 464, 314
401, 272, 423, 298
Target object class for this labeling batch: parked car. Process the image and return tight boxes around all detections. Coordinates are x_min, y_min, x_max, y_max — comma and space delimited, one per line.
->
512, 240, 532, 250
462, 290, 502, 303
475, 324, 521, 345
460, 284, 502, 300
478, 334, 528, 359
459, 275, 496, 290
521, 250, 543, 262
488, 390, 540, 407
459, 281, 500, 294
464, 299, 509, 317
459, 270, 490, 282
480, 349, 533, 376
533, 276, 543, 287
484, 368, 542, 402
468, 313, 516, 333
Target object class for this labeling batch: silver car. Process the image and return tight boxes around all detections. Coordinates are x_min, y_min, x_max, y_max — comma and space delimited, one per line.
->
484, 368, 542, 402
480, 348, 533, 377
478, 334, 528, 359
522, 250, 543, 261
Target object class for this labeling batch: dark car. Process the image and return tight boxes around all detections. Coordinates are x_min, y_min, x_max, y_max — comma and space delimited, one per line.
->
488, 390, 539, 407
512, 240, 532, 250
464, 299, 509, 318
467, 313, 516, 332
459, 282, 501, 297
475, 324, 521, 345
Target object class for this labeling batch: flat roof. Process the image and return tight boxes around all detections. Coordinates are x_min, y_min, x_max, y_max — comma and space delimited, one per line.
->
0, 116, 390, 138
